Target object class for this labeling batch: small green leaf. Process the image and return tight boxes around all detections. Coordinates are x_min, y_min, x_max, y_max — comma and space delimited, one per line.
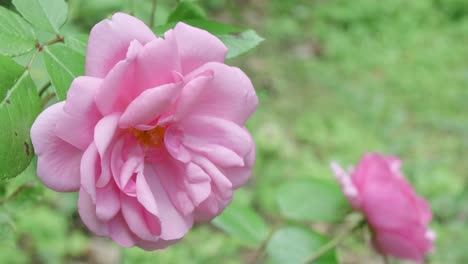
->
277, 178, 350, 222
43, 43, 85, 100
218, 30, 264, 59
0, 6, 36, 56
267, 226, 337, 264
212, 204, 269, 247
167, 1, 206, 23
64, 34, 88, 56
0, 56, 41, 180
12, 0, 68, 34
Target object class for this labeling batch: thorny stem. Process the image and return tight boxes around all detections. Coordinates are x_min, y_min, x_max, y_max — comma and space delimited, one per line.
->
0, 183, 35, 206
303, 218, 366, 264
251, 222, 283, 264
26, 35, 64, 71
150, 0, 158, 28
383, 255, 390, 264
38, 81, 52, 97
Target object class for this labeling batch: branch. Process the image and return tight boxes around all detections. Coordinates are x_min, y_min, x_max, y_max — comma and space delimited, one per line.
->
150, 0, 158, 28
303, 219, 365, 264
0, 183, 35, 206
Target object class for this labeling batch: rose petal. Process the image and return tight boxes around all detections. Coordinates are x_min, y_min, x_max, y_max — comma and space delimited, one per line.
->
119, 82, 183, 128
86, 13, 156, 78
78, 188, 108, 236
182, 62, 258, 125
30, 102, 82, 192
173, 22, 227, 74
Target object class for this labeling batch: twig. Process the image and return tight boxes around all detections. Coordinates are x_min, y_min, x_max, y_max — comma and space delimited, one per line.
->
0, 183, 35, 205
41, 93, 56, 107
383, 255, 390, 264
303, 219, 365, 264
251, 223, 282, 264
38, 81, 52, 97
150, 0, 157, 28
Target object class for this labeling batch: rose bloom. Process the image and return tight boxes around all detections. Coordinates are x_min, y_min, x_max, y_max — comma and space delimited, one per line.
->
331, 153, 435, 262
30, 13, 258, 249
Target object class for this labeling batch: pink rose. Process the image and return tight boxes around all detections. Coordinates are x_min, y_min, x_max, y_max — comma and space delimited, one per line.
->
30, 13, 258, 249
331, 153, 435, 262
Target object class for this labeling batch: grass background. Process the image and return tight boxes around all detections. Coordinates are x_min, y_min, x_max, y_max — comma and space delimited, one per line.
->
1, 0, 468, 263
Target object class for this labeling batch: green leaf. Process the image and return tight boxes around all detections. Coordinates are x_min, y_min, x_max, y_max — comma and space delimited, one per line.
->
12, 0, 68, 34
167, 1, 206, 23
43, 43, 85, 100
64, 34, 88, 56
0, 56, 41, 180
212, 204, 269, 247
277, 178, 350, 222
218, 30, 264, 59
0, 6, 36, 56
267, 226, 337, 264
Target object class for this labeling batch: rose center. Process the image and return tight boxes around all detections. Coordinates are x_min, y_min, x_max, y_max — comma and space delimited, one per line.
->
130, 126, 166, 148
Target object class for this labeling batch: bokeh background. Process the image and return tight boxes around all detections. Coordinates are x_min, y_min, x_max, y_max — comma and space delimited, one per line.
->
1, 0, 468, 263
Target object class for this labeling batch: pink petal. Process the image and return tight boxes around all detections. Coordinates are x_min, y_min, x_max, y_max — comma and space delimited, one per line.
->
153, 160, 195, 216
223, 140, 256, 189
80, 143, 100, 201
173, 71, 213, 120
119, 82, 183, 128
134, 33, 181, 89
182, 62, 258, 125
173, 22, 227, 74
94, 114, 120, 187
184, 142, 244, 167
136, 171, 159, 216
192, 155, 233, 201
136, 238, 178, 251
143, 165, 193, 240
54, 77, 103, 150
96, 181, 120, 221
121, 195, 160, 241
30, 102, 82, 192
78, 188, 108, 236
164, 126, 191, 163
185, 163, 211, 206
181, 115, 253, 156
95, 59, 137, 115
108, 213, 137, 247
372, 230, 424, 261
330, 161, 360, 208
86, 13, 156, 78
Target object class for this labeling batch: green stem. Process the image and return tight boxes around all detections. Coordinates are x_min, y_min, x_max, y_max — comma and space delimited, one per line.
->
150, 0, 157, 28
303, 219, 365, 264
251, 224, 280, 264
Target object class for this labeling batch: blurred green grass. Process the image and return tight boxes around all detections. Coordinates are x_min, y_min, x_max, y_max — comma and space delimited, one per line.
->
1, 0, 468, 263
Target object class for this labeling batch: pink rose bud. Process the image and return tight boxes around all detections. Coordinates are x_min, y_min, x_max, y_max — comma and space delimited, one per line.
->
331, 153, 435, 262
30, 13, 258, 250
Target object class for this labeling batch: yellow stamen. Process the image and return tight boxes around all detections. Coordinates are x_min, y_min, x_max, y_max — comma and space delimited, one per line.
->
130, 126, 166, 148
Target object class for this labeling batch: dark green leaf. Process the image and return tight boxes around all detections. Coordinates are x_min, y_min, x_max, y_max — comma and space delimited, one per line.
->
43, 43, 85, 100
267, 226, 337, 264
218, 30, 264, 59
0, 6, 36, 56
277, 178, 350, 222
0, 56, 40, 180
212, 204, 269, 247
167, 1, 206, 23
12, 0, 68, 34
